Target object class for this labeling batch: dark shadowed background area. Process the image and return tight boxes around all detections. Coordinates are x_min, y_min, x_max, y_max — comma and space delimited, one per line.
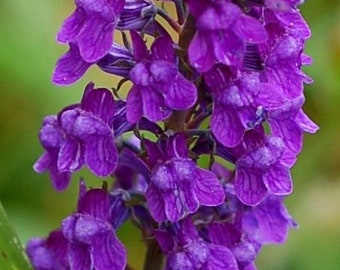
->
0, 1, 339, 269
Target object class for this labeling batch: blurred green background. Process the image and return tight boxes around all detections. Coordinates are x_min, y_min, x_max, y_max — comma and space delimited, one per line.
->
0, 0, 339, 269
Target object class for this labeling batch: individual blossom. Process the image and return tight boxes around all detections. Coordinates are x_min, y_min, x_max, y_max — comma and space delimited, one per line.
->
204, 65, 262, 147
57, 0, 125, 62
186, 0, 268, 73
233, 129, 292, 205
26, 230, 69, 270
126, 31, 197, 123
203, 60, 288, 148
144, 134, 225, 222
198, 165, 296, 268
33, 115, 72, 190
257, 16, 311, 99
242, 195, 297, 245
155, 217, 238, 269
57, 83, 119, 176
34, 83, 119, 190
27, 181, 128, 270
206, 194, 296, 269
61, 183, 127, 270
207, 222, 259, 269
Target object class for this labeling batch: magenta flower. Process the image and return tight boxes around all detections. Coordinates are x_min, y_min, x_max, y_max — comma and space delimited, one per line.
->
126, 31, 197, 123
57, 0, 125, 62
28, 0, 318, 268
34, 83, 118, 190
187, 0, 267, 72
155, 218, 238, 270
27, 181, 128, 270
144, 134, 225, 222
234, 132, 292, 206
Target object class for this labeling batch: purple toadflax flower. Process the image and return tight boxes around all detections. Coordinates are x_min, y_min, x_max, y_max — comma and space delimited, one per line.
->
62, 185, 127, 270
34, 83, 119, 190
186, 0, 268, 73
198, 164, 296, 268
29, 0, 318, 267
233, 129, 292, 206
126, 31, 197, 123
27, 181, 128, 270
155, 217, 238, 269
57, 0, 125, 63
204, 65, 264, 147
33, 115, 72, 190
26, 230, 69, 270
144, 133, 225, 222
242, 195, 297, 245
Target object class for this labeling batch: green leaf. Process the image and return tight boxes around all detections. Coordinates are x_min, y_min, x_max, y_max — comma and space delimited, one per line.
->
0, 202, 32, 270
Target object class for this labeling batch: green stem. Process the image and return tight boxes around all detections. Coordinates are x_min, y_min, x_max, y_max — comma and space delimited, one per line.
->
165, 13, 196, 132
157, 8, 182, 32
143, 237, 164, 270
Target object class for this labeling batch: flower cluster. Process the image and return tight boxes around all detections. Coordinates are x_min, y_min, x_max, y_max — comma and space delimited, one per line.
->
27, 0, 318, 269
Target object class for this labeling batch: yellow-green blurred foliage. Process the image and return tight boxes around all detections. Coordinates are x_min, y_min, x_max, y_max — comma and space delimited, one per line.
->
0, 0, 339, 269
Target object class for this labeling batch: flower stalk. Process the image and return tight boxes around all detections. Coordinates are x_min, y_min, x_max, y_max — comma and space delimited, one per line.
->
26, 0, 318, 269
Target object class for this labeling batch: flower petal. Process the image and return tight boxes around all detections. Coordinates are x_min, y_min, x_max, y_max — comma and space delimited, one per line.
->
85, 136, 118, 177
235, 168, 267, 206
57, 8, 85, 43
194, 168, 225, 206
58, 139, 84, 172
78, 189, 111, 220
52, 44, 92, 86
92, 233, 127, 270
68, 242, 91, 270
263, 164, 292, 195
165, 73, 197, 110
77, 17, 114, 62
126, 85, 143, 123
211, 105, 244, 147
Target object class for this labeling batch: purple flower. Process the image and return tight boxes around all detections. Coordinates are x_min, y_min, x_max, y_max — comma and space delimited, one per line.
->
126, 31, 197, 123
58, 83, 118, 176
52, 43, 92, 86
33, 115, 72, 190
258, 23, 311, 99
155, 218, 238, 270
62, 186, 127, 270
27, 181, 128, 270
34, 83, 118, 190
26, 230, 69, 270
208, 222, 259, 269
32, 0, 318, 267
203, 61, 289, 148
144, 134, 225, 222
242, 195, 297, 245
57, 0, 125, 62
187, 0, 267, 72
204, 65, 262, 147
234, 131, 292, 205
266, 95, 319, 166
